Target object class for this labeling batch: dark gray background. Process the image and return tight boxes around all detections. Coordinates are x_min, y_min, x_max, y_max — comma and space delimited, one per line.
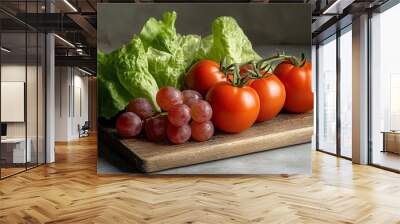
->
98, 3, 311, 58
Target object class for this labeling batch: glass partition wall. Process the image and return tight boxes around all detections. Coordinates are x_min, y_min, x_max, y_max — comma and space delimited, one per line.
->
317, 35, 337, 155
370, 2, 400, 172
0, 4, 46, 179
316, 26, 353, 159
339, 26, 352, 159
316, 0, 400, 171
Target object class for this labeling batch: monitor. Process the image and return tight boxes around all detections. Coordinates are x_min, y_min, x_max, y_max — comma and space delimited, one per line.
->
1, 123, 7, 137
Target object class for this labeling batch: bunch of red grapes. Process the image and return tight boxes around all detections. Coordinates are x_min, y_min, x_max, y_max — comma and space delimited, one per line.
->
115, 87, 214, 144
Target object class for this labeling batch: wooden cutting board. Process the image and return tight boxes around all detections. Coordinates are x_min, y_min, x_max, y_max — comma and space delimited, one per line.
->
99, 112, 313, 173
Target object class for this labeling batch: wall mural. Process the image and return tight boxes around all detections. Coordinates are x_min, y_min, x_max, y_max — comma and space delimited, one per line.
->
97, 3, 314, 175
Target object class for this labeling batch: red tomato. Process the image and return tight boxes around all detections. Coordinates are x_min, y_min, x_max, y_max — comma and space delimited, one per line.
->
249, 74, 286, 122
274, 61, 313, 113
185, 60, 226, 96
206, 82, 260, 133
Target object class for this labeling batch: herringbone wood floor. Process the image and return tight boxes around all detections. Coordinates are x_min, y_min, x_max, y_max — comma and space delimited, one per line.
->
1, 135, 400, 224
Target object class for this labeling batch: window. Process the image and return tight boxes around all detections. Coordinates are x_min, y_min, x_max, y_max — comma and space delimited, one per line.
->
316, 24, 353, 159
0, 2, 47, 179
339, 27, 352, 158
317, 35, 337, 154
370, 2, 400, 171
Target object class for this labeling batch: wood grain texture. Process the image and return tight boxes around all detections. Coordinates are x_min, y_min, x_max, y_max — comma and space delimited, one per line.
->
1, 135, 400, 223
101, 112, 313, 172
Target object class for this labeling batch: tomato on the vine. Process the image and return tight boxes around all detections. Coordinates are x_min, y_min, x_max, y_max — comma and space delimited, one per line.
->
185, 59, 226, 96
206, 82, 260, 133
249, 73, 286, 122
274, 60, 313, 113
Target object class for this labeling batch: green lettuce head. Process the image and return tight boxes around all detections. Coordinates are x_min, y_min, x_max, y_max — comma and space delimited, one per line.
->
198, 16, 261, 64
97, 11, 261, 119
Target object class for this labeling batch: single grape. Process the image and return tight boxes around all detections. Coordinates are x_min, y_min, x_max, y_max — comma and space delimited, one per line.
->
145, 115, 168, 142
127, 97, 153, 119
116, 112, 142, 138
167, 123, 191, 144
191, 100, 213, 122
182, 90, 203, 107
156, 87, 183, 111
168, 104, 191, 127
191, 121, 214, 142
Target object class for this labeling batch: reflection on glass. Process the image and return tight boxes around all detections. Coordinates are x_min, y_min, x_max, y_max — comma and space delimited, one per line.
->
27, 31, 38, 169
1, 31, 27, 177
371, 3, 400, 171
38, 33, 46, 165
0, 2, 46, 179
339, 29, 352, 158
317, 36, 337, 154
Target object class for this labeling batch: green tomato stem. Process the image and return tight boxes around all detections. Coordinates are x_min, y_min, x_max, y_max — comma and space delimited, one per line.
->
221, 52, 306, 87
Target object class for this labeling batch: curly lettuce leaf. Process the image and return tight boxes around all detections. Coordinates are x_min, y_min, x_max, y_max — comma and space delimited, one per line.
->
199, 16, 261, 64
139, 11, 179, 54
98, 38, 160, 119
140, 12, 201, 89
114, 37, 160, 112
97, 51, 134, 119
178, 34, 202, 68
195, 35, 213, 62
146, 47, 185, 89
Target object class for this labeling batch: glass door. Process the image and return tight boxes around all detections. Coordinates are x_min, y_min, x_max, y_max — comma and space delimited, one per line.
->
38, 32, 46, 166
339, 26, 352, 159
26, 0, 46, 170
27, 30, 38, 170
317, 35, 337, 154
1, 30, 28, 178
316, 24, 353, 159
370, 2, 400, 171
0, 1, 46, 179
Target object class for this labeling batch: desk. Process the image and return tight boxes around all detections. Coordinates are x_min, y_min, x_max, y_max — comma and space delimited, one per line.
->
1, 138, 31, 163
382, 131, 400, 154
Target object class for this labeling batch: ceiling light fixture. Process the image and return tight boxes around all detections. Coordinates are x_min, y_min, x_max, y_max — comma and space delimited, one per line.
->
1, 47, 11, 53
323, 0, 342, 14
76, 48, 86, 55
78, 67, 93, 76
322, 0, 354, 15
54, 34, 75, 48
63, 0, 78, 12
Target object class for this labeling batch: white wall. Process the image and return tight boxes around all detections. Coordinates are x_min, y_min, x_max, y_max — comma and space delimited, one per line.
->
1, 65, 26, 140
54, 67, 89, 141
1, 65, 39, 138
55, 66, 70, 141
1, 63, 46, 164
